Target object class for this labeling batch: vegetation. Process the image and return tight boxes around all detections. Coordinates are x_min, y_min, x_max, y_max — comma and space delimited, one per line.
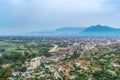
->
0, 37, 120, 80
57, 44, 120, 80
0, 67, 12, 79
0, 37, 53, 79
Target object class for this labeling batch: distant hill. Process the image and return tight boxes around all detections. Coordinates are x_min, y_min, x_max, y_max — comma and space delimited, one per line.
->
29, 25, 120, 37
82, 25, 119, 32
81, 25, 120, 37
55, 27, 85, 32
30, 27, 85, 36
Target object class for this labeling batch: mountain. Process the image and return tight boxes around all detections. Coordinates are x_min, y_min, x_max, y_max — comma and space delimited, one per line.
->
81, 25, 120, 37
29, 25, 120, 37
30, 27, 85, 36
55, 27, 85, 32
82, 25, 119, 32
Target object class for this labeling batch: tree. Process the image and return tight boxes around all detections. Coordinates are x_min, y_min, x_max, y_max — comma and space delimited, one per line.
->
19, 66, 27, 72
93, 69, 117, 80
0, 57, 4, 65
71, 51, 80, 59
0, 65, 2, 70
0, 67, 12, 79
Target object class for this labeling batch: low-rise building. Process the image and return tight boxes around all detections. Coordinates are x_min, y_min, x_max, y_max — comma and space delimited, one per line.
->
30, 57, 42, 69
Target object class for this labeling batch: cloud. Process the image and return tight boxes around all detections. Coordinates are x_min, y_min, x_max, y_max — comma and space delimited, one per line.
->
1, 0, 112, 21
48, 0, 109, 13
0, 0, 119, 34
0, 0, 112, 16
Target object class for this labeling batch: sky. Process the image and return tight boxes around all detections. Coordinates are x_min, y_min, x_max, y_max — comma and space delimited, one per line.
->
0, 0, 120, 35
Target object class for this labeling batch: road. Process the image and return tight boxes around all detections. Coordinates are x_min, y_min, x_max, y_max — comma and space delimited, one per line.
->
49, 44, 58, 53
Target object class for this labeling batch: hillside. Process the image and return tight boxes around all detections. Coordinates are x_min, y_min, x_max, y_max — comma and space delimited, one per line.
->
57, 44, 120, 80
81, 25, 120, 37
55, 27, 85, 32
30, 27, 85, 36
29, 25, 120, 37
82, 25, 119, 32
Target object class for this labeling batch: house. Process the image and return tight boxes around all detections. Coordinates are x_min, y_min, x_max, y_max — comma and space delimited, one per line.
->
2, 64, 9, 68
8, 77, 14, 80
12, 72, 20, 77
54, 71, 62, 79
30, 57, 42, 69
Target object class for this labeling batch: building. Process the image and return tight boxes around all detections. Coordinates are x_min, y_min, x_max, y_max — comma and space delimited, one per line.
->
30, 57, 41, 69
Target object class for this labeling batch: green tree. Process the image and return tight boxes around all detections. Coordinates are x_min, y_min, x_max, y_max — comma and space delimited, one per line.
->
19, 66, 27, 72
0, 67, 12, 79
71, 51, 80, 59
0, 57, 4, 65
93, 69, 117, 80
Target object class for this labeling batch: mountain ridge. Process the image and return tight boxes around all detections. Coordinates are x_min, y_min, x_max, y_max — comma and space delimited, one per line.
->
55, 27, 85, 32
29, 25, 120, 37
82, 25, 120, 33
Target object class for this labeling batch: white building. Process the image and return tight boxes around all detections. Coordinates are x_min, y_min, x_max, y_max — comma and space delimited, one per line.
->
30, 57, 42, 69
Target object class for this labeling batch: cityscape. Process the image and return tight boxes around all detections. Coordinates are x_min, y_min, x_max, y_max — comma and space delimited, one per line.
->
0, 0, 120, 80
0, 37, 120, 80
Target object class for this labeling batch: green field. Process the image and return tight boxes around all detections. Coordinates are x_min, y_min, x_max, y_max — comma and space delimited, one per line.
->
0, 37, 53, 65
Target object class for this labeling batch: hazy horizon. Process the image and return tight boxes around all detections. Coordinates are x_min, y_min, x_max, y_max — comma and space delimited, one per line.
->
0, 0, 120, 35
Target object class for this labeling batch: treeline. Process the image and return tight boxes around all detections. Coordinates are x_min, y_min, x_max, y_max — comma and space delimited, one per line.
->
0, 49, 51, 65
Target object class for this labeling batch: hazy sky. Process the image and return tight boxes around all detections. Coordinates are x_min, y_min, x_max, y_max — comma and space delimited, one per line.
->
0, 0, 120, 34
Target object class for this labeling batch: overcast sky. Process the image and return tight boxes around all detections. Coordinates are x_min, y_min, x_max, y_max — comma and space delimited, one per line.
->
0, 0, 120, 34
